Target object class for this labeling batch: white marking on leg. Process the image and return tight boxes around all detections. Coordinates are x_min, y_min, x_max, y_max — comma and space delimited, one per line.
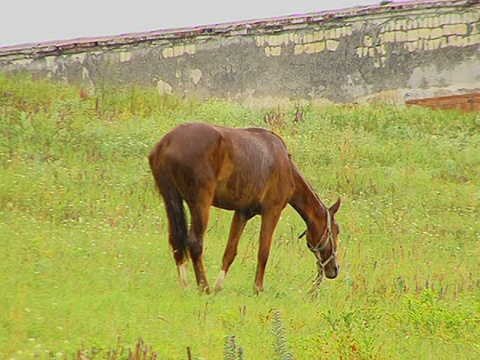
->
178, 263, 189, 289
214, 270, 227, 293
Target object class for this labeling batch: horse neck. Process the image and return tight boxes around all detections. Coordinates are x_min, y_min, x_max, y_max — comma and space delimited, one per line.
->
288, 165, 328, 229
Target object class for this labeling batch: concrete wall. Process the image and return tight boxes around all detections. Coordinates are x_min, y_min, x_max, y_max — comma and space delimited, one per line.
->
1, 0, 479, 104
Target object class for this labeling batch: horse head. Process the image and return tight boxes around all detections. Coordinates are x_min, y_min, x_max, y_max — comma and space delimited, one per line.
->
300, 197, 341, 279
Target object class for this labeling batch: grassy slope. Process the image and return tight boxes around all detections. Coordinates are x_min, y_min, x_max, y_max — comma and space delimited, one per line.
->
0, 75, 479, 359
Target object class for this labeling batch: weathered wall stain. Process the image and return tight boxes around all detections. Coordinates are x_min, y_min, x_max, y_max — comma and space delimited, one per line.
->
1, 0, 479, 104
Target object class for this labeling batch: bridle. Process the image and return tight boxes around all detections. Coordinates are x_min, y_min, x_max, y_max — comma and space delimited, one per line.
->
298, 210, 337, 270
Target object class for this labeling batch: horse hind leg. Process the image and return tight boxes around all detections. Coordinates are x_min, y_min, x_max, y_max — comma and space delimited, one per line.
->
158, 179, 190, 289
186, 193, 215, 294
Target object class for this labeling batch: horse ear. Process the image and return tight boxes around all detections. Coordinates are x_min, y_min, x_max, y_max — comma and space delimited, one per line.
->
329, 197, 341, 215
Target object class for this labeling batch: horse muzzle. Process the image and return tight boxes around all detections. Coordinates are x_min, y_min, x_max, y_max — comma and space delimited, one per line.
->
324, 263, 340, 279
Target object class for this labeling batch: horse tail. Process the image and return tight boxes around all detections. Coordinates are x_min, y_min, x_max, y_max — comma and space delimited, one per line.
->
149, 147, 188, 263
162, 187, 189, 263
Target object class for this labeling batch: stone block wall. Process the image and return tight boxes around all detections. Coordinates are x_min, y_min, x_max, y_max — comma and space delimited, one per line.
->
1, 0, 479, 104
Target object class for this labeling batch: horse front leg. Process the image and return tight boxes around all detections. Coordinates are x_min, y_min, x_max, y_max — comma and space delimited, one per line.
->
214, 210, 249, 293
254, 209, 282, 294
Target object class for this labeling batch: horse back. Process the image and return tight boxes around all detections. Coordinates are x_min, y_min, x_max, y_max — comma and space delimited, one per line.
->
150, 122, 295, 213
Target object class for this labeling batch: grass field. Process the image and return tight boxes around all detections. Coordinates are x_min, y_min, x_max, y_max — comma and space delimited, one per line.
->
0, 75, 479, 359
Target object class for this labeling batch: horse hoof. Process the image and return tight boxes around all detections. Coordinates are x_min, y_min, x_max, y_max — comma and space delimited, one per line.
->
199, 284, 211, 294
254, 285, 264, 295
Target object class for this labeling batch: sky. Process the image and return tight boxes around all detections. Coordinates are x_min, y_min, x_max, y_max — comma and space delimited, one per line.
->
0, 0, 379, 47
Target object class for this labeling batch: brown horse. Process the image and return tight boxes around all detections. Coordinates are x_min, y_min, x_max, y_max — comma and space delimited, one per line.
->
149, 122, 341, 293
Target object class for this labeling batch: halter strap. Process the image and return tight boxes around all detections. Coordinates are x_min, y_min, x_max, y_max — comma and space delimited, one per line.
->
300, 209, 337, 269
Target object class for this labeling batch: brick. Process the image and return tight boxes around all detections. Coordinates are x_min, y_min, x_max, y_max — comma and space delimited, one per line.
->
314, 41, 326, 52
419, 28, 431, 39
304, 43, 314, 54
377, 44, 387, 55
119, 51, 131, 62
439, 14, 449, 25
426, 17, 434, 28
326, 39, 340, 52
468, 34, 480, 46
405, 42, 418, 52
267, 35, 287, 47
463, 12, 479, 23
363, 35, 373, 47
325, 29, 336, 40
439, 37, 448, 48
293, 44, 304, 55
173, 44, 184, 57
313, 31, 325, 41
270, 46, 282, 56
407, 29, 419, 42
305, 41, 325, 54
163, 47, 174, 58
335, 27, 343, 38
458, 36, 470, 47
255, 36, 265, 47
395, 31, 407, 42
447, 35, 459, 46
450, 13, 463, 24
443, 24, 468, 36
395, 19, 406, 31
384, 31, 395, 42
419, 39, 426, 50
426, 38, 441, 50
185, 44, 196, 55
430, 27, 444, 39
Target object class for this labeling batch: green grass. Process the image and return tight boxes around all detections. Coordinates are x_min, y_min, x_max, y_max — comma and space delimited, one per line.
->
1, 74, 479, 359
